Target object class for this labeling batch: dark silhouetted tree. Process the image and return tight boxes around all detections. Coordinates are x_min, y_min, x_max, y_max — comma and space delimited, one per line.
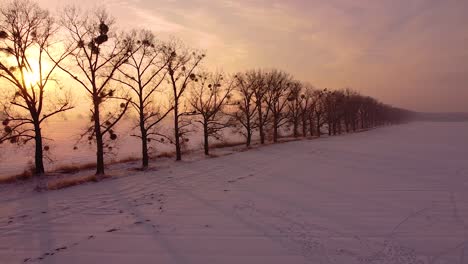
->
286, 81, 303, 138
342, 89, 361, 133
57, 7, 131, 177
249, 70, 270, 144
115, 30, 172, 169
298, 83, 315, 137
324, 90, 346, 135
162, 40, 204, 161
230, 72, 258, 147
0, 0, 74, 176
311, 89, 326, 137
264, 70, 291, 142
188, 72, 234, 155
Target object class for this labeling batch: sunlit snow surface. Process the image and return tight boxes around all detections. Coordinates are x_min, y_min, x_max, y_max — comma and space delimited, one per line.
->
1, 122, 468, 264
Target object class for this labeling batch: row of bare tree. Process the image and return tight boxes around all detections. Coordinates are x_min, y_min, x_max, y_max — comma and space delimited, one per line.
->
0, 0, 411, 178
229, 70, 409, 145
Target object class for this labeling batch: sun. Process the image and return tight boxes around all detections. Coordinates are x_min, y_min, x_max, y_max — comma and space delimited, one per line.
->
23, 64, 41, 87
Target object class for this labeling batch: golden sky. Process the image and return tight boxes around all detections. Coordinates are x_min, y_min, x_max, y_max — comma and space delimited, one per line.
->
37, 0, 468, 112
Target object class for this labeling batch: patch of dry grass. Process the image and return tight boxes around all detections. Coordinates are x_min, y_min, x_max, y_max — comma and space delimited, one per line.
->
47, 174, 103, 190
112, 156, 140, 164
0, 166, 34, 184
155, 151, 175, 159
211, 141, 245, 149
55, 163, 97, 174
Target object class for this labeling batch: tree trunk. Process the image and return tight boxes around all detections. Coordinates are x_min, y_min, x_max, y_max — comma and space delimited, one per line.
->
140, 125, 149, 169
33, 122, 45, 175
309, 116, 315, 137
302, 115, 307, 137
257, 104, 265, 144
293, 120, 299, 138
203, 122, 209, 156
316, 114, 321, 137
246, 123, 252, 147
273, 115, 279, 143
139, 84, 149, 169
174, 100, 181, 161
94, 101, 105, 176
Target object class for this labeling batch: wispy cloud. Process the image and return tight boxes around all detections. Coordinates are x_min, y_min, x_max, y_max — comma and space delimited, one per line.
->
37, 0, 468, 112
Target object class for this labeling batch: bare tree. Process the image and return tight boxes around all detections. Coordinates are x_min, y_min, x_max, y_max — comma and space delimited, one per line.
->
299, 83, 315, 137
311, 89, 326, 137
264, 70, 291, 142
0, 0, 74, 175
114, 30, 171, 169
342, 89, 361, 133
286, 81, 303, 138
162, 40, 204, 161
57, 7, 131, 177
189, 72, 234, 155
230, 72, 258, 147
359, 96, 378, 129
249, 70, 270, 144
324, 89, 337, 136
323, 90, 346, 135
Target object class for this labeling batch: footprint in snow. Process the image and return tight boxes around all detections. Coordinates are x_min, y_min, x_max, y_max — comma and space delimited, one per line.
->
55, 246, 67, 251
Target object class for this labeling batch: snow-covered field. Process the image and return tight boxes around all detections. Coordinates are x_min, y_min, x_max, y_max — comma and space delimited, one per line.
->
1, 122, 468, 264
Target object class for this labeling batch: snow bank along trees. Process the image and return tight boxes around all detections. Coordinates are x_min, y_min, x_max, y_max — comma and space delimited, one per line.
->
0, 0, 412, 177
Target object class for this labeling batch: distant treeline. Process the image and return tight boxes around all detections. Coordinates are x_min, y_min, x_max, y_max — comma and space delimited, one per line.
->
409, 112, 468, 122
0, 0, 412, 177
